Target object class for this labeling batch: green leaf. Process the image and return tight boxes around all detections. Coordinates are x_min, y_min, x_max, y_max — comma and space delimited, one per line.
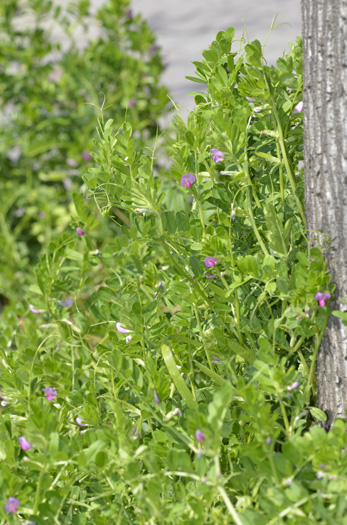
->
193, 360, 226, 386
265, 204, 287, 255
161, 345, 198, 410
226, 339, 255, 364
309, 407, 327, 422
72, 193, 89, 222
185, 75, 207, 85
254, 151, 280, 164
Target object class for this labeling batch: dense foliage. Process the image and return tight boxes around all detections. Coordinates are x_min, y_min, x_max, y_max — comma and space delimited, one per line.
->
1, 15, 347, 525
0, 0, 169, 303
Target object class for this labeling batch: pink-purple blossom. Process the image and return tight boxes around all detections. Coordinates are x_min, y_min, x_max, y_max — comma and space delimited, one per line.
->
154, 391, 160, 403
266, 437, 272, 445
196, 429, 205, 442
204, 256, 218, 268
19, 436, 33, 451
29, 304, 44, 314
116, 322, 131, 334
60, 299, 74, 307
180, 173, 196, 188
246, 96, 256, 103
76, 417, 87, 427
82, 152, 92, 162
129, 99, 136, 107
66, 158, 77, 167
293, 101, 303, 114
76, 227, 85, 236
315, 292, 331, 307
42, 387, 57, 401
287, 381, 300, 391
5, 497, 20, 514
210, 148, 225, 163
126, 335, 132, 345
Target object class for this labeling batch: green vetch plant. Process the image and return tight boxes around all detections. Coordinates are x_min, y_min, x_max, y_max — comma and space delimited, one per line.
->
0, 0, 170, 303
2, 22, 346, 525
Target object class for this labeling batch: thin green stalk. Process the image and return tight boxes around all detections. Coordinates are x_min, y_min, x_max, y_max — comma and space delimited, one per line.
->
197, 199, 206, 237
268, 452, 279, 484
161, 240, 212, 307
243, 145, 261, 208
276, 141, 285, 204
297, 349, 310, 378
279, 399, 290, 433
264, 74, 305, 223
33, 468, 46, 514
246, 187, 269, 256
193, 304, 213, 370
215, 268, 244, 345
218, 486, 244, 525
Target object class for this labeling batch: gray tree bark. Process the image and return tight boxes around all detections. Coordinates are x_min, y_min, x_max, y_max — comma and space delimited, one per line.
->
301, 0, 347, 429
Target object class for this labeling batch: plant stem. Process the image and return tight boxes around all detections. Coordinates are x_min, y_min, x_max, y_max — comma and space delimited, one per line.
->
246, 187, 269, 256
218, 486, 244, 525
276, 141, 285, 204
279, 399, 290, 433
193, 303, 213, 370
197, 199, 206, 237
33, 467, 46, 514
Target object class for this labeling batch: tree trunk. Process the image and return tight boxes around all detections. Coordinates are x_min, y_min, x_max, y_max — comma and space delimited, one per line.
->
301, 0, 347, 429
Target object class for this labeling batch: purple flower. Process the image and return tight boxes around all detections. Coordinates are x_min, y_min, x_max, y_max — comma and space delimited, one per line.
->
196, 429, 205, 442
319, 462, 326, 470
212, 356, 221, 364
180, 173, 196, 188
266, 437, 272, 445
315, 292, 331, 307
66, 158, 77, 167
246, 96, 256, 103
129, 99, 136, 107
82, 152, 92, 162
158, 281, 166, 288
42, 387, 57, 401
293, 101, 303, 114
125, 8, 133, 18
287, 381, 300, 391
39, 211, 46, 218
150, 44, 158, 55
5, 497, 20, 514
203, 271, 215, 279
116, 322, 131, 334
210, 148, 225, 163
60, 299, 74, 307
19, 436, 33, 451
154, 391, 160, 403
29, 304, 44, 314
126, 335, 132, 345
76, 417, 87, 427
76, 227, 85, 236
204, 256, 218, 268
316, 471, 324, 480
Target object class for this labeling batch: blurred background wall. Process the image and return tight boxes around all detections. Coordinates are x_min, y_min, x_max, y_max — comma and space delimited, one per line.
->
130, 0, 302, 112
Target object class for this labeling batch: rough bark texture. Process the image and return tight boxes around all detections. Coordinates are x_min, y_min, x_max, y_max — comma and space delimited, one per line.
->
302, 0, 347, 429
